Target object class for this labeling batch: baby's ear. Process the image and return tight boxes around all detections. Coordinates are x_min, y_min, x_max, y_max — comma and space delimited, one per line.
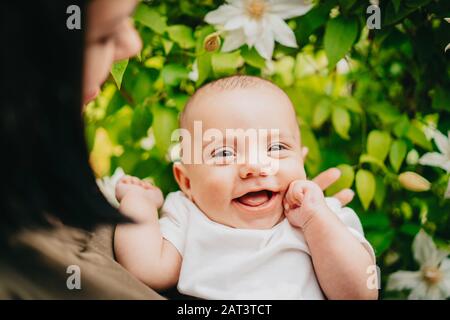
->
173, 162, 192, 198
301, 146, 309, 161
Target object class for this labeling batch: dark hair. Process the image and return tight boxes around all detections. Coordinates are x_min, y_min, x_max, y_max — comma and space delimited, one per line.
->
1, 1, 126, 243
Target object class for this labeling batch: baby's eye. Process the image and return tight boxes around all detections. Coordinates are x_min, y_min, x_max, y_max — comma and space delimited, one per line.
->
268, 143, 287, 152
212, 147, 235, 158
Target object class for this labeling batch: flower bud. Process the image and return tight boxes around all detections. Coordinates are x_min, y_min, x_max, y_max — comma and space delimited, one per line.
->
203, 33, 221, 52
398, 172, 431, 192
406, 149, 419, 165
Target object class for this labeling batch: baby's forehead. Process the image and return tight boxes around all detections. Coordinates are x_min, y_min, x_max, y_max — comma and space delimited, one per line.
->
180, 76, 300, 141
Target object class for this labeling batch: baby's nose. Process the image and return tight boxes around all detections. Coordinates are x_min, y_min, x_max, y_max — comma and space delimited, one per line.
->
239, 162, 270, 179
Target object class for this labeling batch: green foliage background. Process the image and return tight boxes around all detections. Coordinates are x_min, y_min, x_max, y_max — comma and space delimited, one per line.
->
85, 0, 450, 298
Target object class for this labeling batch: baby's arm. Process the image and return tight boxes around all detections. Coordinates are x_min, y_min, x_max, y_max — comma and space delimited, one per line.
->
113, 176, 181, 291
284, 180, 378, 300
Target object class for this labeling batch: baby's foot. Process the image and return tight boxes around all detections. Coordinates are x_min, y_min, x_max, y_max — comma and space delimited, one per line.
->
115, 175, 164, 209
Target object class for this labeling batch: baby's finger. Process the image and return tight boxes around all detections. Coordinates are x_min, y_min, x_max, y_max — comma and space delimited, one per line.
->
311, 168, 341, 191
285, 181, 304, 208
119, 175, 131, 184
332, 189, 354, 206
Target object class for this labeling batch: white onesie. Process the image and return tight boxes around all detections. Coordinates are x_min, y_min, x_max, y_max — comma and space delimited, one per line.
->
159, 191, 375, 300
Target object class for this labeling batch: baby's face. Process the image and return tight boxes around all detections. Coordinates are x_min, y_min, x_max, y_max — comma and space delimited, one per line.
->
178, 84, 306, 229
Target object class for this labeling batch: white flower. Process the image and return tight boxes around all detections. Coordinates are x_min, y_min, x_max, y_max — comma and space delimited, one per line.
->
387, 230, 450, 299
419, 130, 450, 173
423, 123, 437, 141
204, 0, 313, 60
95, 167, 125, 208
140, 129, 155, 150
188, 60, 199, 82
445, 18, 450, 52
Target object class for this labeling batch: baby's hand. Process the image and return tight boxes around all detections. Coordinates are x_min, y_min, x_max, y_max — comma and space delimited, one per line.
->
115, 175, 164, 209
283, 180, 331, 229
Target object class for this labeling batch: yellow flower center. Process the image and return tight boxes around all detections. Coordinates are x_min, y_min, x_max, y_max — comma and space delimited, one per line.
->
246, 0, 267, 20
422, 266, 443, 285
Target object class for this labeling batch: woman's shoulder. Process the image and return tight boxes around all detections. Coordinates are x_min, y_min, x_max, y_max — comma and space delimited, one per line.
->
0, 223, 164, 300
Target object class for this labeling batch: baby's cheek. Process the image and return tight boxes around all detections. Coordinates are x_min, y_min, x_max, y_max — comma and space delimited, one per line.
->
192, 166, 235, 207
278, 157, 306, 183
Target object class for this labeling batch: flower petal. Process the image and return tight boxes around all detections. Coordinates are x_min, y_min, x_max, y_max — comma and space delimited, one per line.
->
254, 24, 275, 60
224, 16, 247, 31
413, 229, 439, 267
446, 43, 450, 52
269, 0, 314, 19
419, 152, 448, 171
205, 5, 242, 25
407, 281, 430, 300
110, 167, 125, 185
243, 18, 262, 41
439, 259, 450, 298
188, 60, 199, 82
222, 29, 247, 52
268, 14, 298, 48
386, 271, 422, 291
432, 130, 450, 157
424, 285, 446, 300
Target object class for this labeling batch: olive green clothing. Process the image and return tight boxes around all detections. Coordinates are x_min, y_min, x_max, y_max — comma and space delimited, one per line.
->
0, 222, 165, 300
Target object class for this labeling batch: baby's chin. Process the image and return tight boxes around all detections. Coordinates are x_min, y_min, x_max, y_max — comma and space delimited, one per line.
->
226, 204, 285, 230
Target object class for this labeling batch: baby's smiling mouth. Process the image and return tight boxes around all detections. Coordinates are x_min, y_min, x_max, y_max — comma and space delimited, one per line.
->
234, 190, 276, 207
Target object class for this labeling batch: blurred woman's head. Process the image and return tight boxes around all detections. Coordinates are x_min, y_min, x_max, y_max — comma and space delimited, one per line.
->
83, 0, 141, 103
1, 0, 141, 241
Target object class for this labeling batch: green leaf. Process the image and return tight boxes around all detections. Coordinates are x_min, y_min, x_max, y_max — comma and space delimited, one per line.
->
211, 51, 243, 77
161, 64, 189, 86
359, 154, 388, 173
300, 125, 321, 176
324, 16, 359, 67
85, 123, 96, 153
374, 175, 387, 209
393, 114, 410, 138
399, 223, 421, 236
356, 169, 376, 210
134, 4, 167, 34
196, 53, 212, 86
406, 121, 432, 151
389, 139, 407, 172
366, 230, 394, 256
241, 46, 266, 69
152, 104, 179, 158
325, 164, 355, 196
367, 130, 391, 162
432, 86, 450, 112
312, 99, 332, 129
167, 25, 195, 49
392, 0, 402, 13
131, 104, 153, 141
162, 39, 174, 55
367, 102, 401, 125
331, 106, 351, 140
360, 213, 390, 230
295, 1, 336, 46
336, 97, 363, 113
111, 59, 129, 89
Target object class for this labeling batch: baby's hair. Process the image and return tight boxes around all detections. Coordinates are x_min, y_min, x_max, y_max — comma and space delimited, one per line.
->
180, 75, 279, 129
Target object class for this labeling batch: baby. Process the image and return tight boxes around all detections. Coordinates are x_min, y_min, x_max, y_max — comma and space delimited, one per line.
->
113, 75, 378, 300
